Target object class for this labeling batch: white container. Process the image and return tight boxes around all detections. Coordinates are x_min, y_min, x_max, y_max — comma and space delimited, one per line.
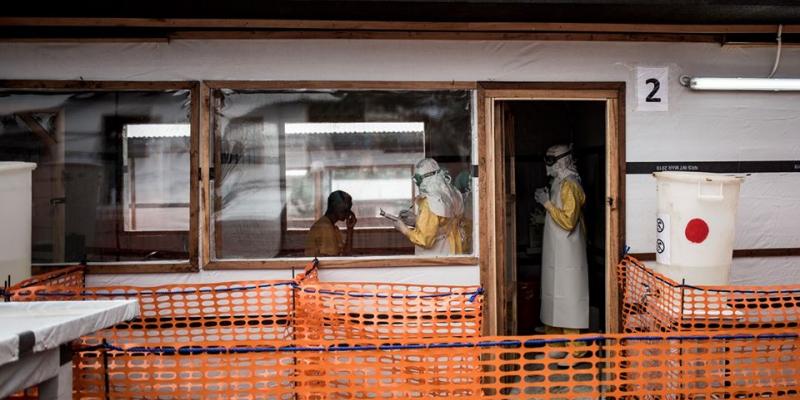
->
0, 162, 36, 286
653, 171, 744, 286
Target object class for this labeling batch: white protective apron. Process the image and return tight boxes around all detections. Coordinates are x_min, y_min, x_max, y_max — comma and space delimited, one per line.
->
539, 175, 590, 329
413, 228, 451, 256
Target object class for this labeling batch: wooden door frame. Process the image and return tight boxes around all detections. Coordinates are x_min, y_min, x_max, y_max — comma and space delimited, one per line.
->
477, 82, 626, 335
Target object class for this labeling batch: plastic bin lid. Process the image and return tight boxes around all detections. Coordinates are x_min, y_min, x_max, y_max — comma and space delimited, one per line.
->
0, 162, 36, 174
653, 171, 744, 184
0, 162, 37, 174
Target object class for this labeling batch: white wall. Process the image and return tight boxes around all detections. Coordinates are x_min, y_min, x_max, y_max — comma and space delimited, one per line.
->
2, 39, 798, 285
86, 265, 480, 287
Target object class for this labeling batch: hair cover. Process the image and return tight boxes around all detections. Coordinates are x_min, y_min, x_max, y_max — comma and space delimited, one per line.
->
414, 158, 464, 218
546, 144, 580, 181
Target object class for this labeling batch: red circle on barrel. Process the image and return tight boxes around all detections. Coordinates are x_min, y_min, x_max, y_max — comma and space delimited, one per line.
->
685, 218, 709, 243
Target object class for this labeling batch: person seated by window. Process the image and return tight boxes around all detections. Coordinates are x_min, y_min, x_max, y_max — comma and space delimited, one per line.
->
305, 190, 357, 257
393, 158, 466, 255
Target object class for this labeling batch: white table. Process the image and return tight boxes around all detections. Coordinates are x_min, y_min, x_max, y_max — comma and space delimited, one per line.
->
0, 300, 138, 400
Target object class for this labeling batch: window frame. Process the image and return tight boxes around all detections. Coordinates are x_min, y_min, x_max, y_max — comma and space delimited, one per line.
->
0, 80, 200, 274
122, 123, 192, 233
202, 81, 479, 270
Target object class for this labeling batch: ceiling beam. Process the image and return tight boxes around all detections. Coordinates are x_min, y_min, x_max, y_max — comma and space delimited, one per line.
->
0, 18, 797, 35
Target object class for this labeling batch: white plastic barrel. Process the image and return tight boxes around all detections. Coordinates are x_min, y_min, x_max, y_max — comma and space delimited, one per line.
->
0, 162, 36, 286
653, 171, 744, 286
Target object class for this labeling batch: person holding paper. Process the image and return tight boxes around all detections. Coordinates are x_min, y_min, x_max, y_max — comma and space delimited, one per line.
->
305, 190, 357, 257
392, 158, 465, 255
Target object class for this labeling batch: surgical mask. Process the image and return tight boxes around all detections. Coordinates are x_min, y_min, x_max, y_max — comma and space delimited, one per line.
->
546, 164, 555, 178
413, 170, 438, 186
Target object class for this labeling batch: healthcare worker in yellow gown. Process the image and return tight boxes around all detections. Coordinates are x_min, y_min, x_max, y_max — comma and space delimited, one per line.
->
394, 158, 466, 255
534, 144, 589, 338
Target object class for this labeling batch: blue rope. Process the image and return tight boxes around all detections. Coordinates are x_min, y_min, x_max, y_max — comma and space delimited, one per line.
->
301, 287, 484, 300
328, 345, 378, 352
11, 284, 486, 300
476, 340, 522, 348
468, 288, 484, 303
11, 270, 484, 301
87, 331, 799, 355
428, 342, 475, 349
379, 343, 425, 350
23, 281, 299, 297
628, 260, 800, 295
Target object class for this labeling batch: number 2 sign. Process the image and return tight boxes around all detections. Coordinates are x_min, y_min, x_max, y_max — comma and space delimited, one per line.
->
636, 67, 669, 112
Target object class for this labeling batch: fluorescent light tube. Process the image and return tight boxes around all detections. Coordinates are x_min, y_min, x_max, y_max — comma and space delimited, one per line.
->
687, 77, 800, 91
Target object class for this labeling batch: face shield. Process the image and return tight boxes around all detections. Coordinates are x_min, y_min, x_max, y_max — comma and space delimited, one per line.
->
413, 170, 438, 187
412, 158, 463, 218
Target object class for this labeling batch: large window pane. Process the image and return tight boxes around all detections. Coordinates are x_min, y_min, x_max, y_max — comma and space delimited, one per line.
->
0, 89, 192, 263
123, 123, 190, 232
211, 89, 473, 259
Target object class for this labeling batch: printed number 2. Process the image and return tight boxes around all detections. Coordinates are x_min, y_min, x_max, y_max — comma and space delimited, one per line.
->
645, 78, 662, 102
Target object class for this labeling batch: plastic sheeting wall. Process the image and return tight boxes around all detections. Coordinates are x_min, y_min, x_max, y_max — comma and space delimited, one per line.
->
2, 39, 798, 286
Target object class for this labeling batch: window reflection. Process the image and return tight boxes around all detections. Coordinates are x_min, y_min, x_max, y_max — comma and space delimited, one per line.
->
211, 89, 473, 259
123, 123, 190, 232
285, 121, 424, 230
0, 90, 191, 263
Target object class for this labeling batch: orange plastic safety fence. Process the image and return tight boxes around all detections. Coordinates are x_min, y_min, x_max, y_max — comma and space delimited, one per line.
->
295, 274, 483, 340
619, 255, 800, 333
9, 263, 485, 398
70, 331, 799, 399
73, 346, 296, 399
12, 280, 298, 345
6, 264, 85, 291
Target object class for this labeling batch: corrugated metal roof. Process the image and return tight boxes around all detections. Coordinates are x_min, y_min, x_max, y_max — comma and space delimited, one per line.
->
125, 124, 190, 138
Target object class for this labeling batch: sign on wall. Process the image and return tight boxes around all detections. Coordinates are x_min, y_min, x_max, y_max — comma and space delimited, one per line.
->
636, 67, 669, 112
656, 214, 671, 265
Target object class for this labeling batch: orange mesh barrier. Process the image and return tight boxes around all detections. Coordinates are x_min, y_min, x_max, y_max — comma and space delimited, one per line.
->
6, 262, 485, 398
68, 331, 799, 399
619, 255, 800, 333
15, 260, 800, 398
295, 272, 483, 340
73, 345, 296, 399
11, 280, 298, 345
3, 264, 85, 295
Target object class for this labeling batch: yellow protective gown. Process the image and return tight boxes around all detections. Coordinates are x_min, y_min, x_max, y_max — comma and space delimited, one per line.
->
402, 197, 464, 255
543, 179, 585, 232
304, 216, 343, 257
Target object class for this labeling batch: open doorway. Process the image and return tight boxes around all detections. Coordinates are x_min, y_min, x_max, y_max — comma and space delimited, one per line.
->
478, 83, 625, 336
507, 101, 607, 335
